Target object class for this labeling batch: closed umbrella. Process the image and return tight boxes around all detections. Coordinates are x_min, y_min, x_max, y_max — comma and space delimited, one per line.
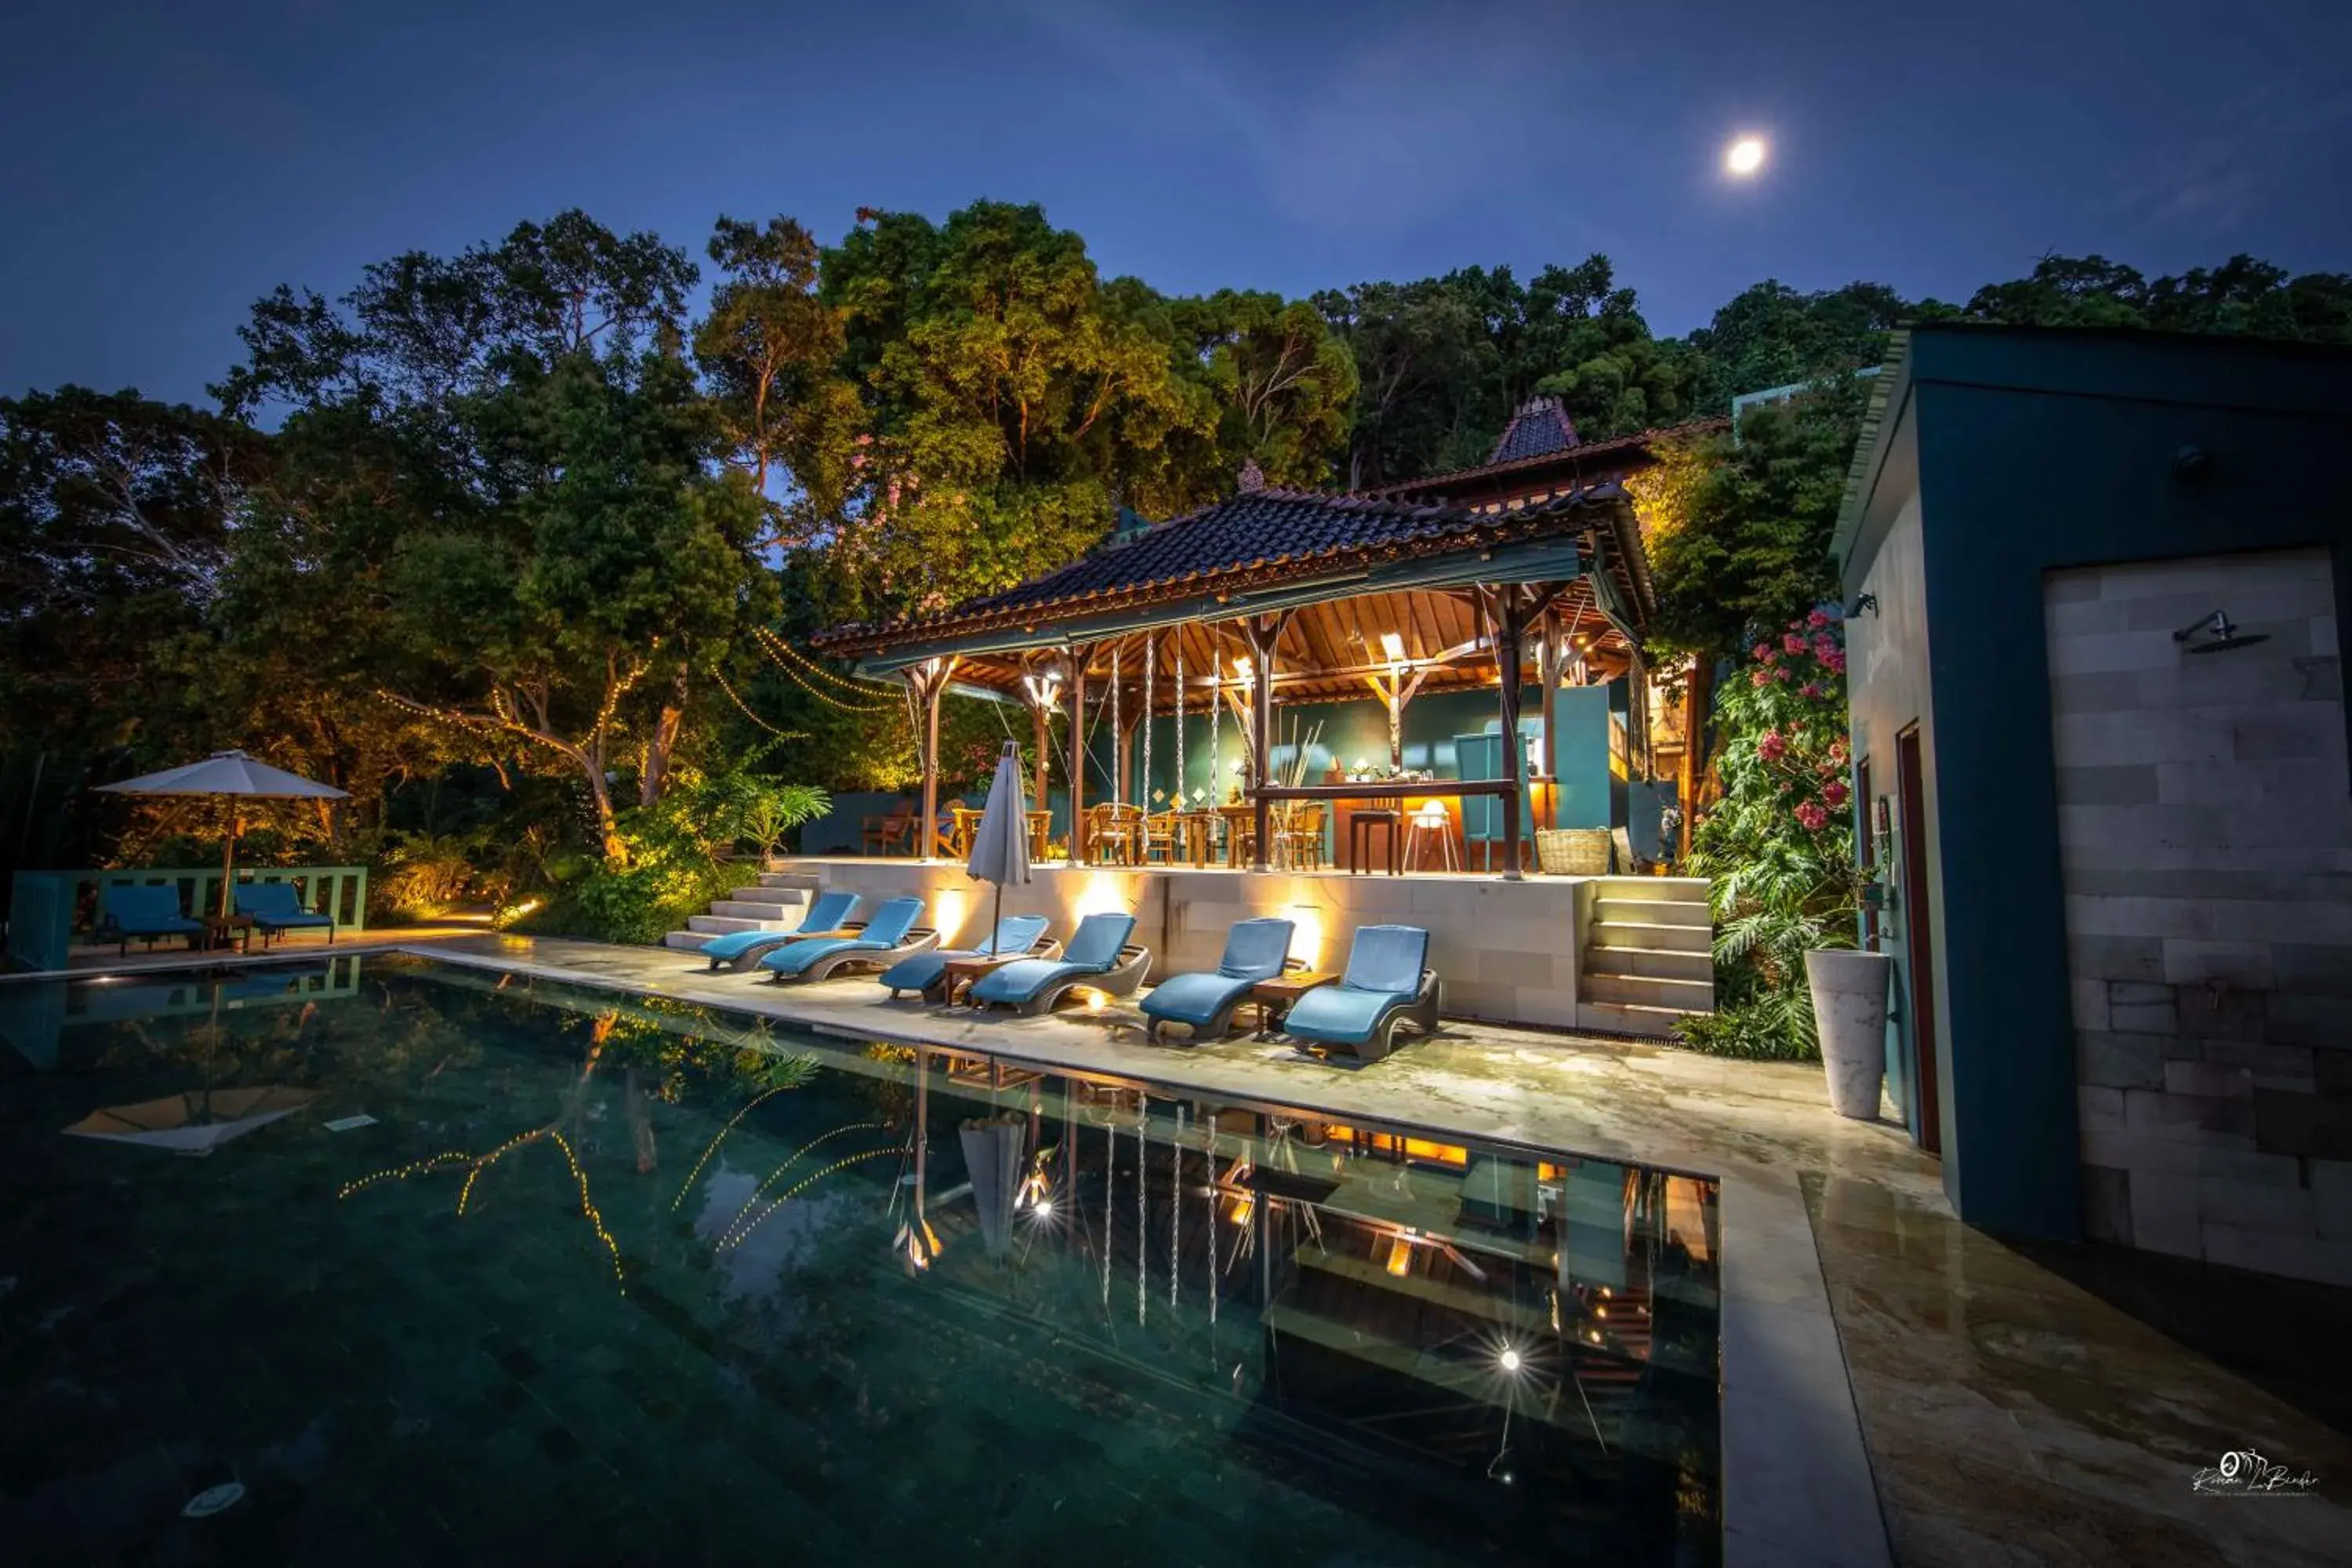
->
965, 740, 1032, 953
64, 1086, 318, 1156
93, 750, 347, 917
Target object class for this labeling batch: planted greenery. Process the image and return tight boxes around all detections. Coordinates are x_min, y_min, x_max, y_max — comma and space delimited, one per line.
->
1675, 615, 1861, 1061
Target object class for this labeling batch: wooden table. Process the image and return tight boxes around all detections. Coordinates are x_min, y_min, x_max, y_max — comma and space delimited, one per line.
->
1169, 811, 1218, 866
201, 913, 256, 953
1347, 809, 1403, 875
1250, 971, 1336, 1038
1214, 804, 1257, 867
942, 953, 1022, 1006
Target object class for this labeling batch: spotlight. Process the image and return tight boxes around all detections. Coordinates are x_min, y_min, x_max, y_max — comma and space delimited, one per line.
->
1033, 1198, 1054, 1219
1498, 1346, 1523, 1374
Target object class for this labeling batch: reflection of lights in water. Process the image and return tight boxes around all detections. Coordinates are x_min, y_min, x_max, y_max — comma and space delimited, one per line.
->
1032, 1198, 1054, 1219
1498, 1345, 1523, 1374
671, 1083, 797, 1210
1385, 1233, 1414, 1276
338, 1150, 471, 1200
550, 1131, 626, 1294
457, 1127, 545, 1214
720, 1145, 903, 1250
723, 1121, 887, 1235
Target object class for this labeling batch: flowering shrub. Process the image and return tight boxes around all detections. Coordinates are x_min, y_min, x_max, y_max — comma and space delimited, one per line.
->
1676, 612, 1863, 1060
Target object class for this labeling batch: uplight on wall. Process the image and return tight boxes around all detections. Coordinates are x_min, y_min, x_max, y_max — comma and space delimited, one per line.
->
933, 887, 969, 946
1379, 631, 1406, 664
1288, 900, 1323, 971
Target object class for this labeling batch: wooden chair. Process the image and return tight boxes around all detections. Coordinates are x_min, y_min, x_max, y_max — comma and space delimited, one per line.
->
1142, 811, 1181, 864
1083, 803, 1145, 865
947, 804, 985, 860
862, 802, 917, 856
1272, 802, 1328, 870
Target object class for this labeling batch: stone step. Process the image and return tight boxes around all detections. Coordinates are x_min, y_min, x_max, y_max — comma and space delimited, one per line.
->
1576, 999, 1702, 1039
1594, 898, 1711, 927
1585, 945, 1714, 982
1582, 920, 1712, 955
710, 901, 806, 922
1589, 877, 1708, 906
686, 913, 790, 935
1581, 972, 1715, 1010
757, 871, 825, 891
662, 931, 713, 951
728, 885, 811, 909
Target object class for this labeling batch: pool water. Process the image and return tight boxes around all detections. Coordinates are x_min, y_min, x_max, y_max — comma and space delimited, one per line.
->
0, 956, 1721, 1566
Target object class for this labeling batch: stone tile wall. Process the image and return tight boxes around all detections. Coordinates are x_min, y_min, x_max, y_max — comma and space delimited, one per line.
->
2045, 546, 2352, 1284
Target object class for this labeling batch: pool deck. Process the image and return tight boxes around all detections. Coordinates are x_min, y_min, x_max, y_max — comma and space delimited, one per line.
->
391, 933, 2352, 1568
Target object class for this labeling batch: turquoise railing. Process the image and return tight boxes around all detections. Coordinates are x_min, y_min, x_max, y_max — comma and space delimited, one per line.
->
5, 865, 369, 972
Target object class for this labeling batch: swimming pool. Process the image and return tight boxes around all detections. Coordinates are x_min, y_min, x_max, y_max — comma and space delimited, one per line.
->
0, 955, 1721, 1566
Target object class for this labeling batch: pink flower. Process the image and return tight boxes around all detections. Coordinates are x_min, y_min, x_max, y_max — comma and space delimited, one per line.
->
1758, 731, 1787, 761
1773, 666, 1793, 683
1807, 609, 1831, 630
1750, 668, 1770, 688
1795, 801, 1829, 831
1800, 682, 1822, 699
1824, 649, 1847, 674
1828, 738, 1849, 764
1813, 634, 1838, 661
1783, 633, 1806, 655
1824, 780, 1849, 808
1753, 643, 1774, 662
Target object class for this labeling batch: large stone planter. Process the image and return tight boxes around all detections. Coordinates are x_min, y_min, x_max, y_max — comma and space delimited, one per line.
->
1805, 949, 1893, 1120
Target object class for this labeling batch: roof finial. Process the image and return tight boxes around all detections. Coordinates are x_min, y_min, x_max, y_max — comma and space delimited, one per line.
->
1236, 457, 1266, 495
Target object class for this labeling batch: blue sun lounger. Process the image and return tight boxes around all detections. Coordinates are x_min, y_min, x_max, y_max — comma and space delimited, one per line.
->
966, 911, 1149, 1016
234, 881, 337, 947
876, 915, 1056, 1001
699, 891, 862, 971
758, 896, 933, 983
1140, 917, 1295, 1044
1280, 924, 1441, 1062
95, 884, 205, 956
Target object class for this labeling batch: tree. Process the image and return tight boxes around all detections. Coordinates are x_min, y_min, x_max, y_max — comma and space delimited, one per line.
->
1316, 277, 1494, 486
1639, 377, 1867, 668
694, 215, 855, 546
0, 388, 268, 750
1961, 252, 2352, 343
216, 211, 775, 862
1171, 289, 1356, 487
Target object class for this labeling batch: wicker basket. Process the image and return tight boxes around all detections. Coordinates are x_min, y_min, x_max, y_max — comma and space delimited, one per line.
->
1534, 827, 1612, 876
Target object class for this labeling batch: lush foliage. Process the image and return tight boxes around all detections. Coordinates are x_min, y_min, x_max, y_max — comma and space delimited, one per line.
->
1675, 615, 1862, 1059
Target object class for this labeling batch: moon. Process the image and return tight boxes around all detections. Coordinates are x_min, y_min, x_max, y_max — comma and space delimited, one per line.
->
1726, 136, 1767, 176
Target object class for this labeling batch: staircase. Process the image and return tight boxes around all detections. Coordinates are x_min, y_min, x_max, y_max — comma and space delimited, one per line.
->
660, 869, 824, 952
1577, 877, 1714, 1037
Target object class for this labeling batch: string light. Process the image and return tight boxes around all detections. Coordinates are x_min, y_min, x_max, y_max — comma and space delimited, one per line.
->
759, 627, 899, 696
719, 1145, 902, 1250
755, 629, 900, 713
551, 1131, 626, 1293
710, 666, 809, 741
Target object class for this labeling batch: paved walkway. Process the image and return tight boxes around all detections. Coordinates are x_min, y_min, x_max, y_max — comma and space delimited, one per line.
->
401, 934, 2352, 1567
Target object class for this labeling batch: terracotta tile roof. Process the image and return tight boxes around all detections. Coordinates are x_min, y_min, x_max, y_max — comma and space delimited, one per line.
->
812, 481, 1633, 655
1488, 394, 1578, 463
1368, 416, 1730, 499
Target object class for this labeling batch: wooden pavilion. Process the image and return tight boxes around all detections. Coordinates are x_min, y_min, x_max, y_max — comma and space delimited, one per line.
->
811, 463, 1662, 882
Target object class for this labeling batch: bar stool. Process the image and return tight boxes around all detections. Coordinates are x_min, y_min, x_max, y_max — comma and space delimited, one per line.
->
1348, 808, 1402, 875
1404, 800, 1461, 872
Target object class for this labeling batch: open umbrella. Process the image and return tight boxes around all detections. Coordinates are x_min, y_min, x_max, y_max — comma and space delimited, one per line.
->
965, 739, 1033, 950
93, 750, 347, 916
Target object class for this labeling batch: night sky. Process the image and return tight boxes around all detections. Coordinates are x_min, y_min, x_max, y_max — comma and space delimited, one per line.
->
5, 0, 2349, 406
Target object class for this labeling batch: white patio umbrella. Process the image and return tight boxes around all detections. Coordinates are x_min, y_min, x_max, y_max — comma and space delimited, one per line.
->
965, 739, 1033, 951
93, 750, 348, 916
64, 1086, 318, 1156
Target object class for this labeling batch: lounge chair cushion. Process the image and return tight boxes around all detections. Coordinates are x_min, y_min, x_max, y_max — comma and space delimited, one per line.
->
758, 896, 924, 975
969, 912, 1134, 1006
699, 891, 864, 964
1142, 917, 1294, 1028
102, 885, 202, 935
1286, 924, 1429, 1046
874, 916, 1051, 993
1215, 917, 1296, 982
234, 884, 332, 927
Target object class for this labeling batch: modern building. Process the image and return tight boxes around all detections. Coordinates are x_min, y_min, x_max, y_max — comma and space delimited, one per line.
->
1835, 324, 2352, 1283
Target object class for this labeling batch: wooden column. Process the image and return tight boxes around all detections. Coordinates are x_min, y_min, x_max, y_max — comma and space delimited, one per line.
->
1065, 644, 1090, 865
1366, 665, 1431, 770
1536, 606, 1563, 829
1477, 583, 1569, 881
1240, 611, 1290, 873
1678, 654, 1709, 862
906, 655, 959, 859
1019, 659, 1058, 847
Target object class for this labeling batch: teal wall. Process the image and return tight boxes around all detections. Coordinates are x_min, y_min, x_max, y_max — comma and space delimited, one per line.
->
1838, 327, 2352, 1242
